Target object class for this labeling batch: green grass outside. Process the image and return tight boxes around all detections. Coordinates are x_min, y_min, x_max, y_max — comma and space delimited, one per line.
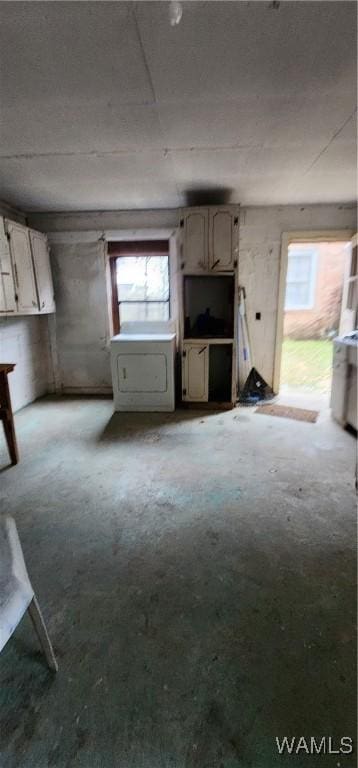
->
281, 338, 333, 393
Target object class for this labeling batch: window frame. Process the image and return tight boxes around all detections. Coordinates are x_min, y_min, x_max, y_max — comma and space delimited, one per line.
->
273, 229, 354, 395
284, 247, 318, 311
108, 240, 170, 333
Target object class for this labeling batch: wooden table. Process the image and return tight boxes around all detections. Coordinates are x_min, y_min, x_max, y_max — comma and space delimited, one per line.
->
0, 364, 19, 465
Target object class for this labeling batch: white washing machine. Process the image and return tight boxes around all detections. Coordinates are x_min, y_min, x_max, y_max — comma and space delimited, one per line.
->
110, 333, 176, 412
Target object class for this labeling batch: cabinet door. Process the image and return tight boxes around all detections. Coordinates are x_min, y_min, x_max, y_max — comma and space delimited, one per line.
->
346, 366, 357, 429
0, 221, 16, 313
180, 209, 208, 271
6, 221, 39, 313
209, 208, 239, 271
183, 343, 208, 401
330, 344, 347, 422
29, 230, 55, 313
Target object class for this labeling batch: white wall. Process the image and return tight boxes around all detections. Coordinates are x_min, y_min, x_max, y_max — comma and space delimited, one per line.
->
29, 209, 177, 234
239, 205, 356, 386
0, 315, 51, 411
48, 234, 179, 393
29, 204, 356, 393
49, 240, 112, 393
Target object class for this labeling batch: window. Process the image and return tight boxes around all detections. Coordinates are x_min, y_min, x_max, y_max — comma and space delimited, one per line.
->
108, 241, 170, 332
116, 255, 169, 322
285, 246, 317, 310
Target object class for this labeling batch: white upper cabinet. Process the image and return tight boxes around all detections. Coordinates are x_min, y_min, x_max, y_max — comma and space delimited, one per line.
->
2, 219, 55, 316
179, 209, 208, 271
29, 229, 55, 313
179, 205, 239, 272
209, 207, 239, 271
0, 219, 16, 313
182, 342, 209, 402
6, 220, 38, 313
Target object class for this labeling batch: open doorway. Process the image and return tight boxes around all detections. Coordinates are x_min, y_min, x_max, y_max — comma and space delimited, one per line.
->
274, 233, 353, 407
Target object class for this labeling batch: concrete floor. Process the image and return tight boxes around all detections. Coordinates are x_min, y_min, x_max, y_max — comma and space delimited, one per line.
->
0, 395, 356, 768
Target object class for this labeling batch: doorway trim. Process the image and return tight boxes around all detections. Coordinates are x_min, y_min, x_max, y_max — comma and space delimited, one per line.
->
273, 229, 354, 394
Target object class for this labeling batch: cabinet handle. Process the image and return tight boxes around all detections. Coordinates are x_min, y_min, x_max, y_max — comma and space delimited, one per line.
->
14, 263, 19, 287
211, 259, 220, 270
122, 368, 127, 379
198, 346, 207, 355
1, 271, 10, 276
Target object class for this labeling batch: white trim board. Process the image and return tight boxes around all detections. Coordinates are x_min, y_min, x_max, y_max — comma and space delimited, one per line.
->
47, 228, 176, 244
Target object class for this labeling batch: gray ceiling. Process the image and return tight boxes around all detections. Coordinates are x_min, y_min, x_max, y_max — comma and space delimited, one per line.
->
0, 1, 356, 212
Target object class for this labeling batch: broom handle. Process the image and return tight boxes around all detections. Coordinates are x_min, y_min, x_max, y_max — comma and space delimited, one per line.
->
239, 286, 252, 368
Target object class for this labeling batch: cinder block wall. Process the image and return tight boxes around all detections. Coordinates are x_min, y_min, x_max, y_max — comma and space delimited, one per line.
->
0, 316, 51, 411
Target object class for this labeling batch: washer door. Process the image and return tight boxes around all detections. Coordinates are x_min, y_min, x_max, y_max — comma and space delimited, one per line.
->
117, 353, 167, 393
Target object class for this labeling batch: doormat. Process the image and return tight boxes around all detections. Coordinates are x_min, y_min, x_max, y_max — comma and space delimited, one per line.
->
255, 403, 318, 423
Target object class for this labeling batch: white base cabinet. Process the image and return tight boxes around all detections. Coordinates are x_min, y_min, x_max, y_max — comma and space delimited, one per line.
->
331, 337, 357, 429
182, 340, 235, 405
0, 218, 55, 316
182, 343, 209, 402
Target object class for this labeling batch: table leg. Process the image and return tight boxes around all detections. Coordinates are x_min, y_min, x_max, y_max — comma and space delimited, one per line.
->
0, 372, 19, 465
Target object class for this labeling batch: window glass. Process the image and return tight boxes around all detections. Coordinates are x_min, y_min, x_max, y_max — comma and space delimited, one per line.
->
116, 256, 169, 301
285, 248, 317, 310
120, 302, 169, 322
116, 255, 170, 322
